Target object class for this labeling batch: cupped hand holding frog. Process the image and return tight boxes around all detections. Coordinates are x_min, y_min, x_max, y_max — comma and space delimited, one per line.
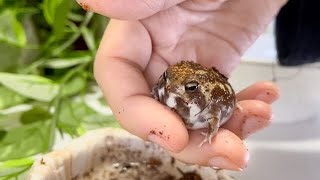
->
76, 0, 287, 171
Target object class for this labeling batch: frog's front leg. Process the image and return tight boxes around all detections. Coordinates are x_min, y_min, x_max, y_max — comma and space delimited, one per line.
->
198, 116, 220, 147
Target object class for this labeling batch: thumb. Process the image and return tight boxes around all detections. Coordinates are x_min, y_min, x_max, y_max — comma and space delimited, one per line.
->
76, 0, 185, 20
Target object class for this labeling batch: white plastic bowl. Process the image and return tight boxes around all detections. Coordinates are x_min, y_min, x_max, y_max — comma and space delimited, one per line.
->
26, 128, 234, 180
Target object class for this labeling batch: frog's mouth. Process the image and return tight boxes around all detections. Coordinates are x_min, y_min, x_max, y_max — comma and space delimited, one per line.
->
194, 98, 214, 117
175, 93, 213, 118
173, 90, 208, 116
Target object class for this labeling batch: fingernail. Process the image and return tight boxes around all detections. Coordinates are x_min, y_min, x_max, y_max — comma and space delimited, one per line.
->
242, 117, 269, 139
208, 156, 243, 171
147, 134, 180, 153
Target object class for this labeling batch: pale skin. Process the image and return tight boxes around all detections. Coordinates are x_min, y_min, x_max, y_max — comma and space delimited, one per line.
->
76, 0, 287, 171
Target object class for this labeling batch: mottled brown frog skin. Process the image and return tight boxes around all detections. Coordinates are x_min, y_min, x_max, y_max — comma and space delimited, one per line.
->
152, 61, 236, 147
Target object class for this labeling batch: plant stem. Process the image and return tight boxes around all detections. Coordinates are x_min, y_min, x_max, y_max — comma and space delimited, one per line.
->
48, 62, 89, 149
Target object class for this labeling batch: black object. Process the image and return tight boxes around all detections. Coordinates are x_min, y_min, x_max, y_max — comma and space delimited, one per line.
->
275, 0, 320, 66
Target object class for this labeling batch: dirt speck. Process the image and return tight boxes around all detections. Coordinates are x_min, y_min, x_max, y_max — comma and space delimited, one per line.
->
177, 168, 203, 180
83, 171, 90, 178
171, 157, 175, 165
40, 158, 46, 165
150, 130, 156, 135
253, 114, 259, 117
101, 156, 106, 162
147, 157, 162, 167
79, 3, 90, 11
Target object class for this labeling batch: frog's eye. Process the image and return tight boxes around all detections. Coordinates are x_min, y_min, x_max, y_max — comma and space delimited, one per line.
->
185, 81, 198, 92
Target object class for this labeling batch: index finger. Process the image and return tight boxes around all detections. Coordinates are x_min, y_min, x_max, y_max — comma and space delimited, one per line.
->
94, 20, 189, 152
76, 0, 185, 20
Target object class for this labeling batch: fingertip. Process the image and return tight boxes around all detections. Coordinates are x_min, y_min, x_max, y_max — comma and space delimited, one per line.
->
223, 100, 272, 139
236, 81, 280, 103
205, 129, 249, 170
117, 95, 189, 153
254, 81, 280, 103
171, 129, 249, 171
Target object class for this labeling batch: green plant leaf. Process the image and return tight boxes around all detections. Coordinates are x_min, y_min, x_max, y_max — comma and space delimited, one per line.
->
0, 43, 21, 72
82, 114, 120, 130
0, 165, 28, 178
61, 72, 87, 97
0, 73, 59, 102
0, 120, 52, 161
43, 0, 72, 37
0, 158, 33, 178
0, 2, 110, 178
0, 9, 26, 47
0, 130, 6, 141
42, 0, 56, 25
0, 87, 26, 110
74, 100, 120, 129
57, 99, 119, 136
0, 105, 33, 130
57, 99, 85, 137
2, 157, 34, 168
20, 106, 51, 124
68, 13, 84, 22
53, 1, 72, 37
0, 111, 23, 130
43, 55, 91, 69
81, 27, 96, 51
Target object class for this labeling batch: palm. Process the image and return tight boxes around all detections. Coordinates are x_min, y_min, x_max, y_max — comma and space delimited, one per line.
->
133, 0, 276, 85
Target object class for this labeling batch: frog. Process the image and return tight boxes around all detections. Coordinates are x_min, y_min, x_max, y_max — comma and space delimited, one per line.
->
152, 61, 237, 147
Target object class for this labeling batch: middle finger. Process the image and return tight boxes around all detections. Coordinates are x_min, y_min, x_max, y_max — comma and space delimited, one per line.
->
222, 81, 279, 139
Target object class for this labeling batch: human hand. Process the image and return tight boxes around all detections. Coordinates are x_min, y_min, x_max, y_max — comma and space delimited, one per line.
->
76, 0, 286, 171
